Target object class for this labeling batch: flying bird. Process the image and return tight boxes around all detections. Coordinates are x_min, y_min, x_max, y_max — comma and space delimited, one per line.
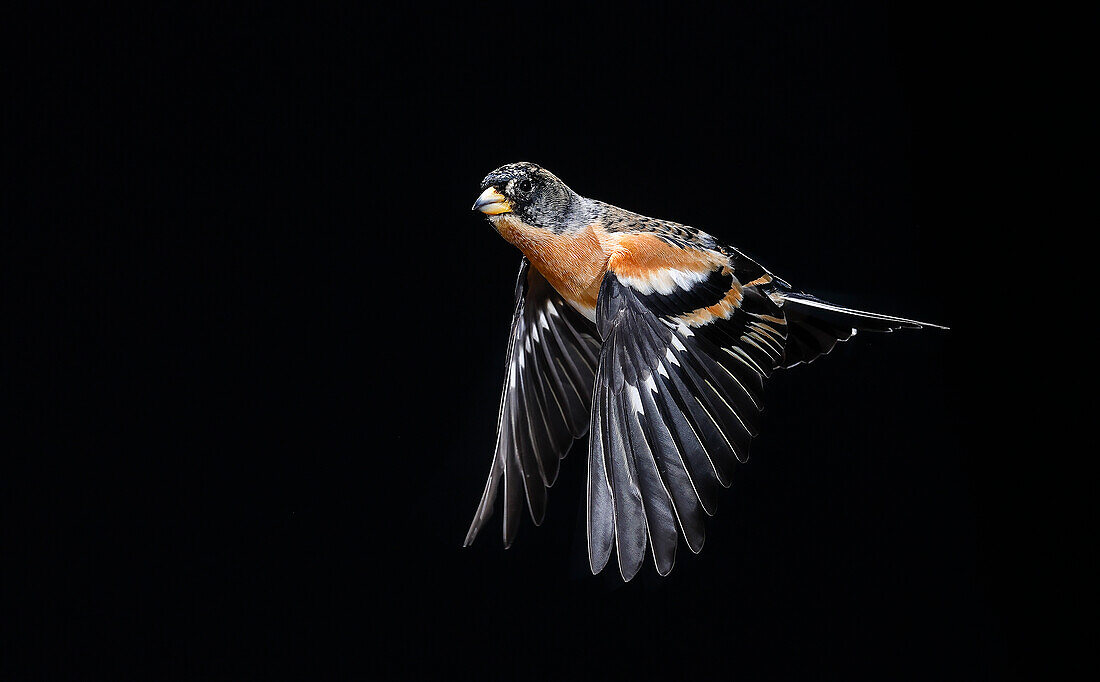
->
464, 162, 946, 581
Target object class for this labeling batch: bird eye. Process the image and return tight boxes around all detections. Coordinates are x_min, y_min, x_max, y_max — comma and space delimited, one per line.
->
518, 179, 532, 193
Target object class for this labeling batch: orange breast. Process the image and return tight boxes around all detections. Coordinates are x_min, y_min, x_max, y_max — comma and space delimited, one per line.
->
492, 215, 609, 312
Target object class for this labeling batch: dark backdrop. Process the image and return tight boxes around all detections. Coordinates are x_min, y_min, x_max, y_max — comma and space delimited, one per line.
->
10, 2, 1050, 680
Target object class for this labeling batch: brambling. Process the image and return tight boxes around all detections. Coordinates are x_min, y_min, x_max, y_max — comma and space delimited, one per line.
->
466, 162, 946, 580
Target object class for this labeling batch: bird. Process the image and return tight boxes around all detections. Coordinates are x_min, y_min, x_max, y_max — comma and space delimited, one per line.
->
464, 161, 946, 581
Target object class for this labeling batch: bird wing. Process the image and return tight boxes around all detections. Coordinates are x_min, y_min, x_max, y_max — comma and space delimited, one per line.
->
586, 240, 788, 580
464, 258, 602, 548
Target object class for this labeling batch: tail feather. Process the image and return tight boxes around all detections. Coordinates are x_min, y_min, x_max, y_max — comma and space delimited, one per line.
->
779, 292, 947, 368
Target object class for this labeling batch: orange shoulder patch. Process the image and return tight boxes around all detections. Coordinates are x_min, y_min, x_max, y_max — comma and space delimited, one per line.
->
606, 233, 728, 280
676, 283, 744, 327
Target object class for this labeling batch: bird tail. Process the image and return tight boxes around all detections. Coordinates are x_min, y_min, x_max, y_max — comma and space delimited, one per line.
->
777, 292, 948, 368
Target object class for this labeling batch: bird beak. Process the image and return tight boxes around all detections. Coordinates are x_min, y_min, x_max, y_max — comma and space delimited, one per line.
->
471, 186, 512, 215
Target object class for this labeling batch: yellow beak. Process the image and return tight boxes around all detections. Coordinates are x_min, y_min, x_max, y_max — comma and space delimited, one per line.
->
471, 186, 512, 215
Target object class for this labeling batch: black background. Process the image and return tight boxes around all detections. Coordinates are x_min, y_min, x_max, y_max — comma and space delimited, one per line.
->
9, 2, 1069, 680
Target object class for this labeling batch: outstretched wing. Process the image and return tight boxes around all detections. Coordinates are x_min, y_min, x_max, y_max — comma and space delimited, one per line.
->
465, 258, 602, 548
587, 241, 788, 580
779, 291, 949, 367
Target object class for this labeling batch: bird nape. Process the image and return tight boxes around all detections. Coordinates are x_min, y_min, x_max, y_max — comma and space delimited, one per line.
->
464, 162, 947, 581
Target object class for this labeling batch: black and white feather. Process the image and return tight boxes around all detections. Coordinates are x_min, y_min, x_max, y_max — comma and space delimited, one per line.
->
467, 253, 944, 580
463, 259, 602, 548
586, 269, 783, 579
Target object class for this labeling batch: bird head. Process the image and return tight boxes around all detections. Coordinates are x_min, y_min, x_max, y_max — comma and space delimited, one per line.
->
472, 162, 578, 232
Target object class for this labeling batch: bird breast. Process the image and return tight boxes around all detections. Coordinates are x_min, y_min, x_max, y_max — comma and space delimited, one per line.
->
490, 214, 614, 321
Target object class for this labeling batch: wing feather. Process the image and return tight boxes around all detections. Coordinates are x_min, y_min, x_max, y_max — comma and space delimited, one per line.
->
634, 373, 707, 553
473, 233, 943, 578
464, 259, 601, 548
586, 256, 783, 578
620, 388, 679, 576
604, 369, 648, 581
586, 370, 616, 573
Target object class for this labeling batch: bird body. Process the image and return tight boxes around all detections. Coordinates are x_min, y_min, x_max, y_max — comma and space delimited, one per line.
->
467, 162, 945, 581
488, 199, 758, 324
